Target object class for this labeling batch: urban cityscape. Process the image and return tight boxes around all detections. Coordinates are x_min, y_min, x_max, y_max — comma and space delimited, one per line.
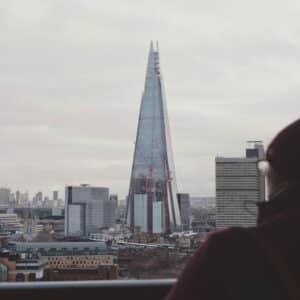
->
0, 43, 266, 282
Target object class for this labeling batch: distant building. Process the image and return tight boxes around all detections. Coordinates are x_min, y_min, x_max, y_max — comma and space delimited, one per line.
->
117, 199, 127, 223
216, 141, 265, 229
177, 193, 191, 231
45, 255, 115, 269
190, 197, 216, 209
0, 188, 10, 211
0, 253, 47, 282
32, 192, 43, 207
20, 192, 29, 207
7, 241, 108, 256
64, 185, 110, 236
0, 214, 23, 232
53, 191, 59, 201
9, 193, 15, 207
104, 195, 118, 228
15, 191, 21, 206
0, 250, 117, 282
36, 192, 43, 202
46, 264, 118, 281
23, 219, 43, 235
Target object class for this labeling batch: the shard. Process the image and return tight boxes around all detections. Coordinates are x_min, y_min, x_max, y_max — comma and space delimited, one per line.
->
126, 42, 181, 233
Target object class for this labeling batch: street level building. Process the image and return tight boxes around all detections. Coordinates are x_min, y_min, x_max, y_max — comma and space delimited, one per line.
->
216, 141, 265, 229
7, 241, 108, 256
46, 265, 118, 281
0, 254, 47, 282
127, 42, 181, 233
45, 255, 115, 269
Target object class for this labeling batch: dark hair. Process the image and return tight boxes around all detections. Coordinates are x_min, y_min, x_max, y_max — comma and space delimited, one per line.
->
266, 119, 300, 181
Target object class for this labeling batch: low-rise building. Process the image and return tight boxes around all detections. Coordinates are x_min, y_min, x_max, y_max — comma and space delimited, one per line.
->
44, 254, 118, 281
7, 241, 108, 256
46, 265, 118, 281
0, 214, 23, 232
45, 255, 115, 269
0, 254, 47, 282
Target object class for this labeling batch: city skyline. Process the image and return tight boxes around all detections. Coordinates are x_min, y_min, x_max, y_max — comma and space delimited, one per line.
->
0, 1, 299, 199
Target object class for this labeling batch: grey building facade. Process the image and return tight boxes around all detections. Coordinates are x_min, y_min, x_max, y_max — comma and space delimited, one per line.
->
0, 188, 10, 211
216, 142, 265, 229
64, 185, 109, 236
104, 195, 118, 228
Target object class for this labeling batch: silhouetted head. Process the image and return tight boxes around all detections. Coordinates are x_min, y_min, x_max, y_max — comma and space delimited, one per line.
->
265, 119, 300, 196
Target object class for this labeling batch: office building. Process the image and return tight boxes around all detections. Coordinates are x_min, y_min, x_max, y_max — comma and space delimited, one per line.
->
177, 193, 191, 231
216, 141, 265, 229
0, 214, 23, 232
104, 195, 118, 228
0, 188, 10, 211
64, 184, 110, 236
127, 42, 181, 233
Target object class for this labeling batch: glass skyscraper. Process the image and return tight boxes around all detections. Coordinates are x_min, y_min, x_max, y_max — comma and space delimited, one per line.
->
127, 42, 181, 233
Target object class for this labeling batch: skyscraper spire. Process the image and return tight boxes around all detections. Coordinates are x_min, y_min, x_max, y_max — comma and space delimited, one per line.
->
127, 43, 181, 233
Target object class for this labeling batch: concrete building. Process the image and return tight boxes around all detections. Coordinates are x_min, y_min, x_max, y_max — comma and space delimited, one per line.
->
216, 141, 265, 229
0, 254, 47, 282
7, 241, 108, 256
64, 185, 109, 236
104, 195, 118, 228
46, 264, 118, 281
23, 219, 44, 235
45, 255, 115, 269
0, 214, 23, 232
127, 42, 181, 233
0, 188, 10, 211
177, 193, 191, 231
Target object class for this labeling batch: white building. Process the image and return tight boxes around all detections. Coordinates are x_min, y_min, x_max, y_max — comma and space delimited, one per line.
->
216, 142, 265, 229
65, 184, 116, 237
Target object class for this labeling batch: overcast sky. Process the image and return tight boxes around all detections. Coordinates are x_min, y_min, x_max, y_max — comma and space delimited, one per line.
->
0, 0, 299, 199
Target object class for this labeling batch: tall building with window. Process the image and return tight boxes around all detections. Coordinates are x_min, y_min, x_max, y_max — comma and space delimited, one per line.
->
126, 42, 181, 233
0, 188, 10, 212
104, 195, 118, 228
216, 142, 265, 229
177, 193, 191, 231
64, 185, 110, 236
